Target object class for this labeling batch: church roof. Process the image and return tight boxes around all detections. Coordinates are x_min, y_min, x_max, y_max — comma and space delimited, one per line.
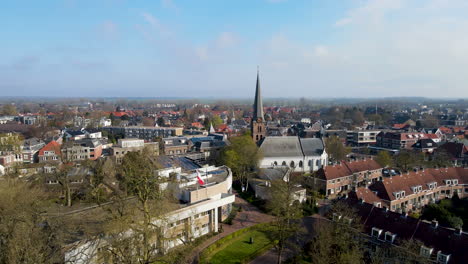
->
259, 136, 325, 158
300, 138, 325, 156
253, 68, 264, 121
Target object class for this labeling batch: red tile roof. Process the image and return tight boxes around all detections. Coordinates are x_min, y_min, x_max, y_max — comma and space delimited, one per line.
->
318, 159, 383, 180
38, 140, 61, 156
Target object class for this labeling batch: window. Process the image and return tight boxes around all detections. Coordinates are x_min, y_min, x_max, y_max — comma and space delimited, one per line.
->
452, 179, 458, 185
445, 180, 451, 185
420, 246, 433, 258
384, 231, 396, 244
299, 161, 303, 168
290, 161, 295, 168
436, 251, 450, 264
371, 227, 382, 238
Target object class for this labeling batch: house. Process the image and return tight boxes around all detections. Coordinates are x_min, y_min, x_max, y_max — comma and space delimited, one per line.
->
340, 198, 468, 264
248, 167, 306, 203
61, 139, 103, 161
350, 167, 468, 213
314, 159, 383, 198
259, 136, 328, 172
111, 138, 159, 164
38, 140, 62, 163
412, 138, 438, 153
163, 137, 190, 155
22, 137, 45, 163
438, 142, 468, 166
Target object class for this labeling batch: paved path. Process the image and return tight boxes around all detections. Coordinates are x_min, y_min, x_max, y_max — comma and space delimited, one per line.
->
186, 192, 273, 264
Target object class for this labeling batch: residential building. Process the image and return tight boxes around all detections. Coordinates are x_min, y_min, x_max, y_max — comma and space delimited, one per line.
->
412, 138, 438, 153
38, 140, 62, 163
376, 132, 439, 151
346, 130, 380, 146
163, 137, 190, 155
249, 167, 306, 203
351, 167, 468, 213
339, 199, 468, 264
103, 126, 183, 141
62, 139, 103, 161
111, 138, 159, 164
22, 137, 45, 163
314, 159, 383, 198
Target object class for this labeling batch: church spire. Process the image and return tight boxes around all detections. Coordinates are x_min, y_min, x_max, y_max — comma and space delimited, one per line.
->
253, 66, 264, 121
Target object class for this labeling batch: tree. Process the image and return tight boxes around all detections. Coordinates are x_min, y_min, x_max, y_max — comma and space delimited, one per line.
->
2, 104, 17, 115
0, 180, 64, 263
101, 149, 176, 263
156, 117, 165, 127
219, 133, 261, 191
266, 173, 304, 264
429, 149, 452, 168
394, 150, 423, 171
305, 201, 364, 264
375, 151, 392, 167
211, 115, 223, 127
325, 135, 350, 162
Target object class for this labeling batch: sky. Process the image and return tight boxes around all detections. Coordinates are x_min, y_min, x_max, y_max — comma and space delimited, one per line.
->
1, 0, 468, 98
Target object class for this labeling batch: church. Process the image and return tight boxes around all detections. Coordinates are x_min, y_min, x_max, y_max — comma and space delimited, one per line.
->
252, 69, 328, 172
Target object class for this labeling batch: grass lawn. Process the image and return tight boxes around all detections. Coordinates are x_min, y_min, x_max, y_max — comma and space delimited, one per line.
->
207, 229, 274, 264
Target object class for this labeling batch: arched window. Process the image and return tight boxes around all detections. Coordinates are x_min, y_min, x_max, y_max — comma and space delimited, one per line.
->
260, 135, 263, 140
308, 160, 312, 166
274, 161, 278, 166
282, 161, 287, 166
299, 161, 303, 168
316, 160, 320, 166
256, 135, 259, 141
290, 161, 295, 168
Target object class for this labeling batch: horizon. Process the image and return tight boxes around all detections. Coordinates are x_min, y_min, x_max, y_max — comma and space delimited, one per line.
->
2, 0, 468, 98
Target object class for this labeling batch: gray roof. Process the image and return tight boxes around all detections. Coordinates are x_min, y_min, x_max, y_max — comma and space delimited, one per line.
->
253, 68, 264, 121
300, 138, 325, 156
258, 168, 289, 181
259, 136, 303, 157
260, 136, 325, 158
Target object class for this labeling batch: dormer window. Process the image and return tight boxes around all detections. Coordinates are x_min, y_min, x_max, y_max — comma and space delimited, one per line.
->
401, 191, 405, 197
420, 246, 433, 258
371, 227, 383, 238
385, 231, 396, 244
445, 180, 451, 186
436, 251, 450, 264
452, 179, 458, 185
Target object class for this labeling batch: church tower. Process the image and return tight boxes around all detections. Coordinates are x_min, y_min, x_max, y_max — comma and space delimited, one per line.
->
251, 67, 266, 144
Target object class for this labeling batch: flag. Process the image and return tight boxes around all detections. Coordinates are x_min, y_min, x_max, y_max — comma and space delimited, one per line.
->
196, 170, 205, 185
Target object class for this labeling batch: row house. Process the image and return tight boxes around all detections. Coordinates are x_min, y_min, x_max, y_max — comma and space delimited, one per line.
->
338, 199, 468, 264
351, 167, 468, 213
314, 159, 383, 198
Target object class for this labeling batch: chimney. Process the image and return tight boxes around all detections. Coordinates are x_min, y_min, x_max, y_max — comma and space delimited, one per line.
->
431, 219, 438, 229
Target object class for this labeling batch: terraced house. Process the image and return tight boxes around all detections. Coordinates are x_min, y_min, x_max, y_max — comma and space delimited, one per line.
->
352, 167, 468, 212
314, 159, 383, 198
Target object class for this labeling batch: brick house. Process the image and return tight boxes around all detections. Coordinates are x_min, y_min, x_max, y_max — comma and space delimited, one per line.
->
38, 140, 62, 163
351, 167, 468, 213
314, 159, 383, 198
